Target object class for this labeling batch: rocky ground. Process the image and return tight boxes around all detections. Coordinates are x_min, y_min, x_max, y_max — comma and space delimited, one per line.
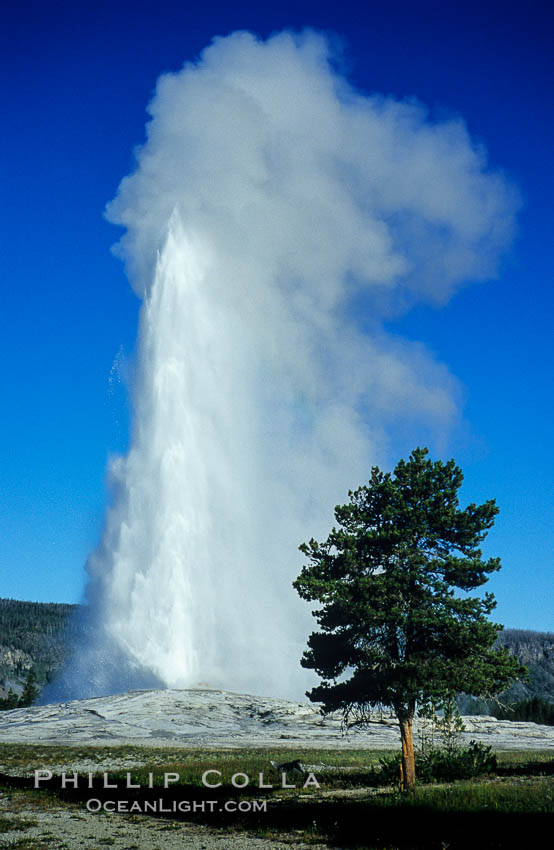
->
0, 790, 330, 849
1, 688, 553, 751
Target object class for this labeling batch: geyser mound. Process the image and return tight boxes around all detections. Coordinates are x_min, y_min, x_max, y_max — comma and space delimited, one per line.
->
53, 30, 517, 701
6, 689, 554, 751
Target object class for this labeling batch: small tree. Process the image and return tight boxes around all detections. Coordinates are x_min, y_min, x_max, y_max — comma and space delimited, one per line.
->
294, 448, 524, 789
0, 689, 20, 711
19, 671, 39, 707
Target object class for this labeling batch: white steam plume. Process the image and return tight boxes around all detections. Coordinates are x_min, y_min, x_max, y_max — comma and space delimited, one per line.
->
53, 30, 517, 701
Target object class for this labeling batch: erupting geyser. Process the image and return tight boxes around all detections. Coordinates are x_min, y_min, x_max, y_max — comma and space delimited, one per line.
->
53, 30, 517, 700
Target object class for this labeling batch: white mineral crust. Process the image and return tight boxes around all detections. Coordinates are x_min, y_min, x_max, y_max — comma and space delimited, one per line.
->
1, 689, 553, 751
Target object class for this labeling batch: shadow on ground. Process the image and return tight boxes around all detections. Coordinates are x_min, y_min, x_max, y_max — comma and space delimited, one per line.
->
1, 772, 551, 850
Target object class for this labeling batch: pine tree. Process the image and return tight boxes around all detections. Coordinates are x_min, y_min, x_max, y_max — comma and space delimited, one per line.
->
0, 689, 19, 710
293, 447, 525, 789
19, 670, 39, 707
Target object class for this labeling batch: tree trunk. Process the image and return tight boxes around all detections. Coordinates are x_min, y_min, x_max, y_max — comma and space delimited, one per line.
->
398, 713, 415, 790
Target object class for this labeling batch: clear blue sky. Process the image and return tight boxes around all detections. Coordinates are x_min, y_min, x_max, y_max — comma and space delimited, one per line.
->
0, 0, 552, 631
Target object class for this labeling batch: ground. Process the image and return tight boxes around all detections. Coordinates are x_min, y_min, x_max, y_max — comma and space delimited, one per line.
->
0, 790, 330, 850
0, 744, 552, 849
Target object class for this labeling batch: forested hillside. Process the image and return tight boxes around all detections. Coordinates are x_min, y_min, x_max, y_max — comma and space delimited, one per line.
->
0, 597, 79, 697
457, 629, 554, 721
498, 629, 554, 701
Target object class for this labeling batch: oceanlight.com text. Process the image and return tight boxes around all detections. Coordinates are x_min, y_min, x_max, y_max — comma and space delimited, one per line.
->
85, 798, 267, 814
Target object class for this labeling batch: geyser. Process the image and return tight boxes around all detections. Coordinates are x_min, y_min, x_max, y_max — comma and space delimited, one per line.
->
56, 30, 517, 700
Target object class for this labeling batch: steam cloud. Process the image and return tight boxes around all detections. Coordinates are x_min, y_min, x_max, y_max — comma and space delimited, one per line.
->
53, 30, 517, 700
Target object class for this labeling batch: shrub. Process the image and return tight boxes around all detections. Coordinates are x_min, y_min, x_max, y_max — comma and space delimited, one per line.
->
378, 740, 497, 785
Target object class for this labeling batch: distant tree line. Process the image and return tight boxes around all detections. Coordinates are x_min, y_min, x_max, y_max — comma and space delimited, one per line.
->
0, 597, 78, 650
487, 696, 554, 726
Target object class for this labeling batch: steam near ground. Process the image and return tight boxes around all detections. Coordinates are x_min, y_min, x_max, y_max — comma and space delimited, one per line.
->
49, 30, 518, 702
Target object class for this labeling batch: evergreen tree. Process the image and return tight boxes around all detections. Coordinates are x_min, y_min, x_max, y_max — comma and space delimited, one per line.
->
19, 670, 39, 707
294, 447, 525, 789
0, 689, 19, 710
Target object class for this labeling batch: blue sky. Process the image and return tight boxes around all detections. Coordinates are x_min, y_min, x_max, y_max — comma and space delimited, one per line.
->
0, 0, 552, 631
